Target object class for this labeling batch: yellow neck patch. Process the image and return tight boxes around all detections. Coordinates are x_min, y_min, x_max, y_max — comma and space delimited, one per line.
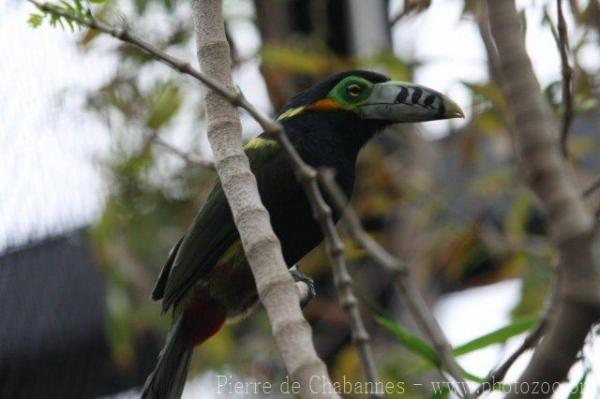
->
277, 106, 306, 121
244, 136, 278, 150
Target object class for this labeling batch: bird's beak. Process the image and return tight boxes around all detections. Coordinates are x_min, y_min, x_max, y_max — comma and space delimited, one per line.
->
358, 81, 464, 123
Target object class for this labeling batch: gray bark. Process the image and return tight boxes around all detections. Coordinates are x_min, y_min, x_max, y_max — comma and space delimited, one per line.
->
191, 1, 340, 397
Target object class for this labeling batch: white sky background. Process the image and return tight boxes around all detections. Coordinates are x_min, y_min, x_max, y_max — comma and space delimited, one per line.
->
1, 0, 599, 397
0, 1, 112, 249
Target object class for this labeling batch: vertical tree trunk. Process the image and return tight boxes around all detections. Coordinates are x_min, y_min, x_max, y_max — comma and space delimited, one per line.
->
487, 1, 600, 395
191, 1, 339, 397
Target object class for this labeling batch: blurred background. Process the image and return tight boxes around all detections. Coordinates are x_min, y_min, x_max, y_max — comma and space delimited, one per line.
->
1, 0, 600, 397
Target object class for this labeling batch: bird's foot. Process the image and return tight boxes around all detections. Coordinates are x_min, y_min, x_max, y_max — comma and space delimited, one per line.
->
289, 266, 316, 308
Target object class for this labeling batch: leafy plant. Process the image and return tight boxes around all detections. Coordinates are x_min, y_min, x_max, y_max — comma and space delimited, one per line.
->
28, 0, 105, 31
377, 314, 540, 385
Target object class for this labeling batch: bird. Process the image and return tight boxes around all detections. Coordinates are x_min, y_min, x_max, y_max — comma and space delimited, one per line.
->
141, 70, 463, 398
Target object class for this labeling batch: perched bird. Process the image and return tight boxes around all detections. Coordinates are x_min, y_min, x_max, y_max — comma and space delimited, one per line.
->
142, 70, 463, 398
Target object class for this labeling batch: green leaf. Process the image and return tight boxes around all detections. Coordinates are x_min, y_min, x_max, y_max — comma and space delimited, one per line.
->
453, 315, 540, 357
74, 0, 83, 12
261, 44, 347, 76
376, 316, 441, 368
568, 370, 588, 399
505, 192, 535, 239
59, 0, 75, 12
461, 369, 486, 383
428, 385, 450, 399
27, 13, 44, 28
28, 0, 94, 32
145, 83, 182, 131
64, 16, 75, 32
462, 81, 506, 112
469, 168, 512, 197
361, 51, 412, 81
512, 257, 551, 317
377, 317, 495, 386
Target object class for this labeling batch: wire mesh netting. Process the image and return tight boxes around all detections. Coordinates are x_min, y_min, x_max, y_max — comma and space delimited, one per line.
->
0, 3, 158, 397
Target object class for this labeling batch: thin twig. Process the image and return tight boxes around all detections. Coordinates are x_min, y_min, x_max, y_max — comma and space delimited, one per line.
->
319, 169, 472, 399
389, 9, 408, 27
474, 280, 558, 396
476, 0, 502, 84
585, 174, 600, 219
321, 172, 403, 273
477, 224, 551, 258
556, 0, 574, 158
142, 129, 215, 169
474, 319, 547, 396
302, 178, 383, 399
29, 1, 247, 116
582, 174, 600, 198
141, 127, 214, 168
29, 1, 381, 393
154, 137, 215, 169
389, 0, 432, 27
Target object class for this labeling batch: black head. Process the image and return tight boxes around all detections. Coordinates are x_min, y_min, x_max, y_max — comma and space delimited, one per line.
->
278, 70, 390, 113
276, 70, 464, 148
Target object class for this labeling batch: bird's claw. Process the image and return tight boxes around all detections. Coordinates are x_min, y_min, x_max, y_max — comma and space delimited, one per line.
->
289, 266, 316, 308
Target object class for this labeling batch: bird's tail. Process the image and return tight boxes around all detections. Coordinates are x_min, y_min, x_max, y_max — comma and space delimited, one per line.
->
142, 294, 227, 399
141, 315, 192, 399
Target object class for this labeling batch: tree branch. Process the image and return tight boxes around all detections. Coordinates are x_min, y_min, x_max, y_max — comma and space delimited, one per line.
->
474, 282, 558, 396
389, 0, 432, 27
319, 169, 472, 399
154, 137, 214, 169
556, 0, 574, 158
301, 176, 383, 398
486, 1, 600, 397
475, 320, 546, 396
582, 174, 600, 198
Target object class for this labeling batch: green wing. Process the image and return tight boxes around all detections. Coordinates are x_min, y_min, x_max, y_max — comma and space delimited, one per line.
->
156, 135, 294, 311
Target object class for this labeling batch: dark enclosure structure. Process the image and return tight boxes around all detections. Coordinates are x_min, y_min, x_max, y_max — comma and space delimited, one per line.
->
0, 229, 158, 398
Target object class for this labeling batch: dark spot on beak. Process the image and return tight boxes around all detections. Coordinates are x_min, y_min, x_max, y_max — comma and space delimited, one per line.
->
424, 94, 435, 108
395, 87, 408, 104
411, 88, 422, 104
437, 100, 446, 118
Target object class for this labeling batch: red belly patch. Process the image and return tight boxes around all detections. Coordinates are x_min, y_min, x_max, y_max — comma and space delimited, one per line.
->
182, 292, 227, 347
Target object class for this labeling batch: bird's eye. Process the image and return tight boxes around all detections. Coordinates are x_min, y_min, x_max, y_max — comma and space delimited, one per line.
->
346, 84, 362, 98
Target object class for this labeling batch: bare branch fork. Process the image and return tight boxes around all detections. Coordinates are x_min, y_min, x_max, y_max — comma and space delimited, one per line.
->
285, 165, 383, 396
319, 170, 472, 398
487, 1, 600, 398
